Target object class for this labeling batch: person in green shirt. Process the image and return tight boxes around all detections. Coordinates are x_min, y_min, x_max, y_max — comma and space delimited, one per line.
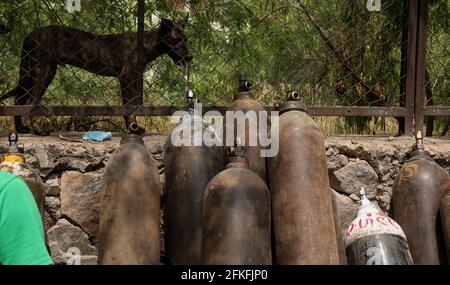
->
0, 170, 53, 265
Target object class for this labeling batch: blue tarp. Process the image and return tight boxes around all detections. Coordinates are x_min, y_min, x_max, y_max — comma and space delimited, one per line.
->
82, 131, 112, 142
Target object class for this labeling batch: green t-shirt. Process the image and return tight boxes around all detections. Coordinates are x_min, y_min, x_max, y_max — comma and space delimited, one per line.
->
0, 170, 53, 265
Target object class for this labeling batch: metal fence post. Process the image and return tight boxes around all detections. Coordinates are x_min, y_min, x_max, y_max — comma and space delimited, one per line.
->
137, 0, 145, 108
404, 0, 419, 136
413, 0, 429, 135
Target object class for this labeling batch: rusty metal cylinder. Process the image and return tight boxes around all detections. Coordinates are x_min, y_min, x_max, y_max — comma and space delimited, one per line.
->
440, 182, 450, 264
344, 188, 413, 265
392, 132, 450, 265
201, 143, 272, 265
0, 133, 45, 219
223, 74, 268, 182
99, 133, 161, 265
268, 91, 339, 264
164, 92, 224, 264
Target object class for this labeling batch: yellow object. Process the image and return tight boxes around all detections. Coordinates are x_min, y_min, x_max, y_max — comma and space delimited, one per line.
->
2, 154, 25, 164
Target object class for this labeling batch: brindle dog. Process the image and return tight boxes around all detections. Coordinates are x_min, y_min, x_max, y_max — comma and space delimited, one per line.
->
1, 16, 193, 134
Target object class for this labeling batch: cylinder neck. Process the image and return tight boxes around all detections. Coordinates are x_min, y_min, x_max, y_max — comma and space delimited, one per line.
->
7, 132, 24, 155
407, 131, 433, 161
279, 100, 306, 114
226, 156, 249, 169
185, 89, 196, 112
234, 74, 253, 100
227, 139, 249, 169
408, 149, 432, 161
234, 90, 253, 100
357, 187, 377, 215
415, 131, 424, 150
120, 134, 144, 145
279, 91, 305, 114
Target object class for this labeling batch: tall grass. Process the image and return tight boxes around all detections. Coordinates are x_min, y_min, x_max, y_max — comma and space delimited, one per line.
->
0, 114, 403, 136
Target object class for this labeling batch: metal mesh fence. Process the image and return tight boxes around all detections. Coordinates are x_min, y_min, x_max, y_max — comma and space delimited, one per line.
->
0, 0, 447, 134
424, 1, 449, 136
177, 0, 408, 109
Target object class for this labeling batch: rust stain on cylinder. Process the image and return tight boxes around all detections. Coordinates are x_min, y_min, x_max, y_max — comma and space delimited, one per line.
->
98, 134, 161, 265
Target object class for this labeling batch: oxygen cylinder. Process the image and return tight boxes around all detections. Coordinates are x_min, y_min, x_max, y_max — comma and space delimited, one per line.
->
98, 123, 161, 265
439, 181, 450, 264
344, 188, 413, 265
268, 91, 339, 264
392, 131, 450, 265
0, 133, 45, 219
201, 139, 271, 265
223, 74, 268, 182
164, 90, 224, 265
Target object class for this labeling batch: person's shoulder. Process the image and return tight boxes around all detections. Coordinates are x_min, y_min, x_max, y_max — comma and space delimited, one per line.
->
0, 169, 20, 183
0, 170, 23, 193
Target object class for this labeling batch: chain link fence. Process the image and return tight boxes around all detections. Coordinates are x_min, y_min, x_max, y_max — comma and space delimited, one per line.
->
424, 0, 449, 136
0, 0, 448, 135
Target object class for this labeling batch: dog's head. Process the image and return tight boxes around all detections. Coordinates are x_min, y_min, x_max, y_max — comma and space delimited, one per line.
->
158, 15, 193, 72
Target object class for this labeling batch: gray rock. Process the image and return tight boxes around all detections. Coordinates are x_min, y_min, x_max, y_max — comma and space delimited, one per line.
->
381, 173, 391, 182
376, 156, 392, 176
45, 178, 60, 196
376, 184, 393, 212
326, 147, 338, 156
64, 145, 104, 172
331, 142, 369, 160
32, 144, 52, 169
327, 154, 348, 173
330, 160, 378, 196
45, 197, 61, 220
28, 143, 106, 175
377, 191, 392, 211
332, 190, 358, 232
43, 210, 56, 232
61, 171, 101, 242
30, 144, 54, 176
47, 219, 97, 265
349, 193, 360, 202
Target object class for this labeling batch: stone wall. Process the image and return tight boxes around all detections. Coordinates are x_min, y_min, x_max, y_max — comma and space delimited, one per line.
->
1, 135, 449, 264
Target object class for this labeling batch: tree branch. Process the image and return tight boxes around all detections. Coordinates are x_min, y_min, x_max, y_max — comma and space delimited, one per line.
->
293, 0, 384, 106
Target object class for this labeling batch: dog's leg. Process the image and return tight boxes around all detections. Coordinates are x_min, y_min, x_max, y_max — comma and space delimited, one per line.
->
28, 61, 57, 135
30, 62, 57, 103
14, 98, 31, 133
